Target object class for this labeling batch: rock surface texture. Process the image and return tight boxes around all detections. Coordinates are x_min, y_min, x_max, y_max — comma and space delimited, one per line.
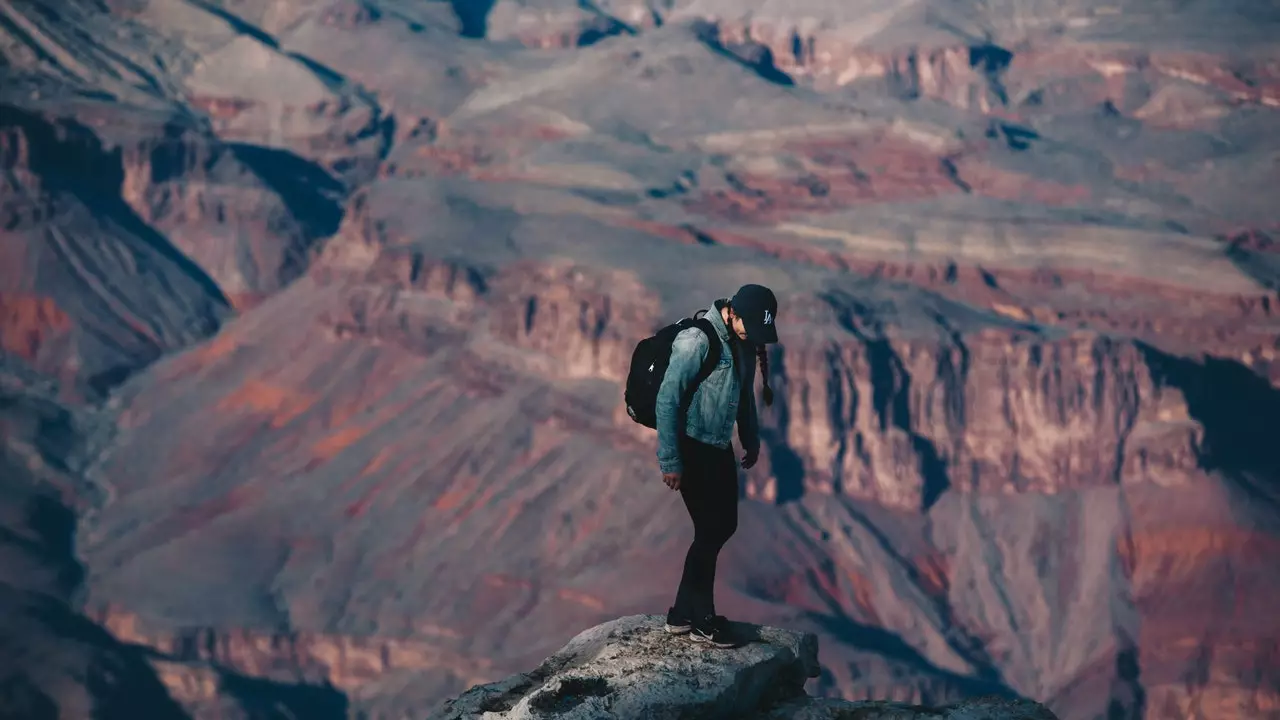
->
431, 615, 1058, 720
1, 0, 1279, 718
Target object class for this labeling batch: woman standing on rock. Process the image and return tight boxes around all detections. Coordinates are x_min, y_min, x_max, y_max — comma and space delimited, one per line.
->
654, 284, 779, 648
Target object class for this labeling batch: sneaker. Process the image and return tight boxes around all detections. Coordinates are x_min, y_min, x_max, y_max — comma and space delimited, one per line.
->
664, 607, 692, 634
688, 614, 734, 648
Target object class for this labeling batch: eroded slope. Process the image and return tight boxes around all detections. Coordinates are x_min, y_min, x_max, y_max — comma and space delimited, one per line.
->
0, 0, 1277, 719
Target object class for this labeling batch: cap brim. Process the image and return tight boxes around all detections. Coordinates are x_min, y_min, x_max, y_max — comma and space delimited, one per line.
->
745, 321, 778, 344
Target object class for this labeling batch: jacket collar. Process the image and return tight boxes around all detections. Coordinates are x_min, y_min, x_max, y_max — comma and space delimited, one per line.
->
705, 299, 733, 344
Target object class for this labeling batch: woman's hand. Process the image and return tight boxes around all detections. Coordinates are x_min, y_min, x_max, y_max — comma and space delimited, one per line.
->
662, 471, 682, 490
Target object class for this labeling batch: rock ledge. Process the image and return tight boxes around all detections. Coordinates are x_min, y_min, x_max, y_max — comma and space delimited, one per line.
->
428, 615, 1058, 720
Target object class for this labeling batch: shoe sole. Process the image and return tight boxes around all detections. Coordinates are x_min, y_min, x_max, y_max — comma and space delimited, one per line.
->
688, 632, 734, 648
664, 623, 692, 634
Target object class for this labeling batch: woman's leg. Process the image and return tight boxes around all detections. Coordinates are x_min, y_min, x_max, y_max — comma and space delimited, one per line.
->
672, 441, 739, 621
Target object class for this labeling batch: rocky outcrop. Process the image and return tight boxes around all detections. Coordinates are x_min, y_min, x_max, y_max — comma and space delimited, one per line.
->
316, 241, 1220, 512
449, 1, 1280, 119
484, 261, 658, 382
480, 0, 638, 48
118, 121, 347, 309
750, 324, 1204, 508
0, 105, 229, 397
8, 2, 1278, 720
317, 248, 661, 383
693, 18, 1010, 109
430, 615, 1057, 719
324, 253, 1211, 509
88, 605, 494, 695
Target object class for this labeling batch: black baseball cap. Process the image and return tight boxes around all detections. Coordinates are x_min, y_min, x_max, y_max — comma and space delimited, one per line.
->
731, 284, 779, 344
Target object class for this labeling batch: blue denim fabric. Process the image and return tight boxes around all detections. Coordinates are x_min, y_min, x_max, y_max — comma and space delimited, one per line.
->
656, 302, 761, 475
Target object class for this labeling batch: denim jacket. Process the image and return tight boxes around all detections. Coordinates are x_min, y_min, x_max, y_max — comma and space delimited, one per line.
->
656, 300, 761, 475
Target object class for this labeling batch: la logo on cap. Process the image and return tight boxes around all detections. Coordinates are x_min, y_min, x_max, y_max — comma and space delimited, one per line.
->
763, 310, 773, 325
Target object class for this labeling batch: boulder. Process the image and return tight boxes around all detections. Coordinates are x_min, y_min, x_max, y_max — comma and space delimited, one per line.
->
428, 615, 1058, 720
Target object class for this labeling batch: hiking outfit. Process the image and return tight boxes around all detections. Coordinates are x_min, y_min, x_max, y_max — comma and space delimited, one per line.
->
653, 285, 779, 647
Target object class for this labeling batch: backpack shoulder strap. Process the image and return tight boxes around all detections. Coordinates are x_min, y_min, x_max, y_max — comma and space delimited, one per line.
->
689, 317, 722, 389
672, 316, 723, 420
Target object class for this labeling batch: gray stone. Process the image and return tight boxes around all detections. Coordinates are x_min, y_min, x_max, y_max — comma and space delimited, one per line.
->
427, 615, 1058, 720
428, 614, 818, 719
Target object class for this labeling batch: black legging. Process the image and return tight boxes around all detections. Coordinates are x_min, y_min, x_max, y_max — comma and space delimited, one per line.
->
672, 436, 739, 620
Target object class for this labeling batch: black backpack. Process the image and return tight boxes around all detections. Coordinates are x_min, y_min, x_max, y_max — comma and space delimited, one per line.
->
624, 315, 723, 429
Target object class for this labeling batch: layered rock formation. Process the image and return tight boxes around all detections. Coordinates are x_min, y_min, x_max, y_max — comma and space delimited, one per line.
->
0, 0, 1278, 719
117, 121, 348, 310
0, 105, 230, 399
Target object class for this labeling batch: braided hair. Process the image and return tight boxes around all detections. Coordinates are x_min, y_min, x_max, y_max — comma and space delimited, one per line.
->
723, 301, 774, 407
756, 343, 774, 407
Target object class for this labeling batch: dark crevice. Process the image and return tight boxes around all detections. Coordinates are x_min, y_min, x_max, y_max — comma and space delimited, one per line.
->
0, 106, 231, 312
147, 120, 216, 185
828, 345, 853, 496
0, 404, 84, 599
1, 411, 188, 720
575, 4, 636, 47
376, 113, 397, 163
0, 604, 190, 720
822, 292, 953, 511
645, 169, 697, 199
804, 610, 1016, 704
762, 346, 805, 504
871, 339, 950, 510
680, 223, 717, 246
86, 365, 144, 398
692, 19, 795, 87
219, 671, 349, 719
940, 156, 972, 193
1105, 645, 1147, 720
227, 143, 345, 238
227, 143, 346, 286
896, 54, 922, 100
968, 43, 1013, 106
1, 104, 228, 396
1222, 230, 1280, 292
1098, 480, 1146, 720
0, 12, 64, 70
529, 676, 610, 713
187, 0, 280, 49
451, 0, 496, 39
1141, 345, 1280, 505
968, 43, 1013, 74
287, 52, 346, 88
0, 105, 245, 396
408, 253, 425, 284
524, 296, 539, 334
724, 172, 766, 197
474, 677, 537, 713
358, 2, 383, 22
992, 121, 1040, 151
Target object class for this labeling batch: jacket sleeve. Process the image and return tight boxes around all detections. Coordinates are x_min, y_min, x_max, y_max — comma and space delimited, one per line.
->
655, 328, 708, 475
737, 346, 761, 458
